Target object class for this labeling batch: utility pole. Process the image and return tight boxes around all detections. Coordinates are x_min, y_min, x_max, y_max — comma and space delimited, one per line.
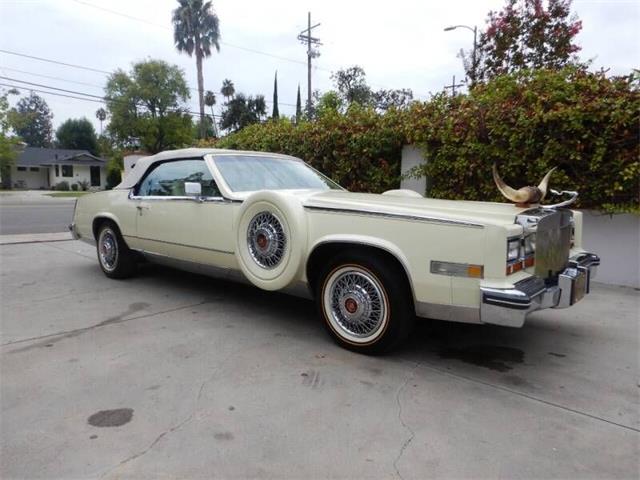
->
444, 75, 464, 95
297, 12, 321, 113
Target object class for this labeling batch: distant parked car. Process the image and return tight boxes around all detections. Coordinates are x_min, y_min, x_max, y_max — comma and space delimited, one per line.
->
70, 148, 599, 354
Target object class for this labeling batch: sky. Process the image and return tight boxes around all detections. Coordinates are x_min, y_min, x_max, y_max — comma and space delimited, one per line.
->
0, 0, 638, 132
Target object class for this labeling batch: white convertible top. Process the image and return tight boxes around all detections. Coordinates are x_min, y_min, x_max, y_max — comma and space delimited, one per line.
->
114, 148, 300, 190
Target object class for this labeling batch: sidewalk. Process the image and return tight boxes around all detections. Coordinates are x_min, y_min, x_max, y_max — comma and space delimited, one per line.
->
0, 232, 73, 245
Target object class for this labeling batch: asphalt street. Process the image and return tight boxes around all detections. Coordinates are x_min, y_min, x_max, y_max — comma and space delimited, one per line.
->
1, 240, 638, 479
0, 192, 76, 234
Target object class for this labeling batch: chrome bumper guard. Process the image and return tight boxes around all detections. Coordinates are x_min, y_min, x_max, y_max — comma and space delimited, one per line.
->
480, 252, 600, 328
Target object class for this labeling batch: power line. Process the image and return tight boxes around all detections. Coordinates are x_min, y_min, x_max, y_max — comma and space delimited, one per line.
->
71, 0, 326, 71
65, 0, 428, 99
0, 49, 110, 74
0, 77, 224, 119
0, 52, 298, 110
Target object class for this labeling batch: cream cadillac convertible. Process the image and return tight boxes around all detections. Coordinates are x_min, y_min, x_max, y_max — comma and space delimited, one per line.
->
70, 148, 599, 354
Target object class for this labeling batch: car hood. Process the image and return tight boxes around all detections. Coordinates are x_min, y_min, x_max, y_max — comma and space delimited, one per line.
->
301, 190, 530, 227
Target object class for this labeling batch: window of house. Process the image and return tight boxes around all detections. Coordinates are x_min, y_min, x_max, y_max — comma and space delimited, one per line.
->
61, 165, 73, 177
17, 167, 26, 171
55, 165, 59, 176
30, 167, 40, 172
137, 159, 220, 197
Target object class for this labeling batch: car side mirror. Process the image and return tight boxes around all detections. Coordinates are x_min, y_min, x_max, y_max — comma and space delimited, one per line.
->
184, 182, 202, 198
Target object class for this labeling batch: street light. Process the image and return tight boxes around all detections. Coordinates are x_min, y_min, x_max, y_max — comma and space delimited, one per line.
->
444, 24, 478, 86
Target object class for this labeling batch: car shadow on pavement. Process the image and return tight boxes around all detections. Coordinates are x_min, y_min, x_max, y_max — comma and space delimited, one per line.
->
130, 262, 581, 381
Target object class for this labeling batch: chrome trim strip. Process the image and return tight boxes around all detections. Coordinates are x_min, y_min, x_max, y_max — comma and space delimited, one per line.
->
123, 235, 234, 255
128, 191, 234, 203
303, 205, 484, 229
134, 250, 313, 300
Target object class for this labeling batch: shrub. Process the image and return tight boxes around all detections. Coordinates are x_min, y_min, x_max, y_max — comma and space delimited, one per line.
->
54, 181, 70, 191
214, 106, 405, 193
206, 68, 638, 212
404, 68, 639, 212
71, 183, 79, 191
77, 179, 89, 191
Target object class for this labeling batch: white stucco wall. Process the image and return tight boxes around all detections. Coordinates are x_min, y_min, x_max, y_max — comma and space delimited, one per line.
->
10, 167, 49, 189
49, 165, 107, 190
581, 211, 639, 288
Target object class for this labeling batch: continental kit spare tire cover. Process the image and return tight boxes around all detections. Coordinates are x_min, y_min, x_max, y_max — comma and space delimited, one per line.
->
235, 191, 307, 291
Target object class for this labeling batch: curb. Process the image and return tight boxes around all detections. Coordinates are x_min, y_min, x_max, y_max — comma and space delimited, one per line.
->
0, 232, 73, 245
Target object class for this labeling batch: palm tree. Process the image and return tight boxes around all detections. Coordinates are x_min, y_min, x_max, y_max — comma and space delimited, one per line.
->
204, 90, 218, 137
220, 79, 235, 102
172, 0, 220, 139
95, 107, 107, 135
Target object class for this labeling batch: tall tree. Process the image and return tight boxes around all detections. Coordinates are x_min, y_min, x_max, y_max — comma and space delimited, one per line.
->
10, 92, 53, 147
220, 78, 235, 102
0, 88, 21, 189
172, 0, 221, 138
272, 71, 279, 119
220, 93, 266, 132
295, 84, 302, 123
331, 66, 372, 106
95, 108, 107, 135
475, 0, 583, 80
56, 118, 98, 154
105, 59, 192, 153
204, 90, 218, 137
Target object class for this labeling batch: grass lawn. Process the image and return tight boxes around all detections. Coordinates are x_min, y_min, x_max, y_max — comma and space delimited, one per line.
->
46, 191, 92, 198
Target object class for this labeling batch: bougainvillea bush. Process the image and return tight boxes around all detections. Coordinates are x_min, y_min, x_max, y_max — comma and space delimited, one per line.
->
405, 68, 639, 212
206, 68, 638, 212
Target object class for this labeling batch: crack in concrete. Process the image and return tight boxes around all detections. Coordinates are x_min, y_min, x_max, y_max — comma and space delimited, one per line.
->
393, 361, 420, 480
411, 360, 640, 434
99, 383, 204, 479
99, 348, 240, 478
2, 301, 210, 351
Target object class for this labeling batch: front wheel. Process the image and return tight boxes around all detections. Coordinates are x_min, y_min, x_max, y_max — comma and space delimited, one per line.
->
316, 252, 414, 355
96, 221, 137, 279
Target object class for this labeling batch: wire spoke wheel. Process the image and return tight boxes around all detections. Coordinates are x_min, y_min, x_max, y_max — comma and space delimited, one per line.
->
98, 228, 118, 272
323, 265, 389, 344
247, 211, 287, 269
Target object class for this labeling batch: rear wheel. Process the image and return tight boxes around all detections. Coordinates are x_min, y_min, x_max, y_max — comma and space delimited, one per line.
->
96, 221, 137, 279
316, 251, 414, 354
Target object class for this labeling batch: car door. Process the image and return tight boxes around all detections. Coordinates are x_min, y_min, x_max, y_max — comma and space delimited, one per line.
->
132, 158, 235, 267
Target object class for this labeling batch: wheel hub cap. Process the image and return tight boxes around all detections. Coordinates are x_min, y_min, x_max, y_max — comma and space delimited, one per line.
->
247, 212, 286, 269
99, 231, 117, 270
329, 270, 386, 338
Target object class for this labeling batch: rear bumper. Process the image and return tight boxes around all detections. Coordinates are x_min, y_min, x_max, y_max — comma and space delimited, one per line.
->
69, 222, 80, 240
480, 252, 600, 327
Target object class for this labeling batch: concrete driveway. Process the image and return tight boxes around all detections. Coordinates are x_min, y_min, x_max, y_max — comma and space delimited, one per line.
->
1, 240, 638, 479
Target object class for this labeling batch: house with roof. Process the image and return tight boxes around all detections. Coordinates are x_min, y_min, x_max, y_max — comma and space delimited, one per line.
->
7, 147, 107, 190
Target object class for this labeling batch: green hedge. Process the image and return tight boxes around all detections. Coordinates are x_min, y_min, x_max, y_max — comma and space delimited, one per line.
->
215, 107, 404, 193
209, 68, 639, 212
404, 68, 639, 212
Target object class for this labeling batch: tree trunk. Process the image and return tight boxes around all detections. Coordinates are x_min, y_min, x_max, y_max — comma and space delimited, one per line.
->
196, 51, 206, 139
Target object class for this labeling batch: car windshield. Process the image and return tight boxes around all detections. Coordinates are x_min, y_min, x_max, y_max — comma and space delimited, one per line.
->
213, 155, 342, 192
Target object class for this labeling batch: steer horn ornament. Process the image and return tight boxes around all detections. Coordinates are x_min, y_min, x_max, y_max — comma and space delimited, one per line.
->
492, 164, 556, 206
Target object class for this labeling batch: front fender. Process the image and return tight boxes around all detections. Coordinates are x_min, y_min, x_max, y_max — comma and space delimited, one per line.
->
308, 233, 416, 305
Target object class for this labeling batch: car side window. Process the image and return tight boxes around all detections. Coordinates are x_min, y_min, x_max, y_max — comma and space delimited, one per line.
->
137, 159, 221, 197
